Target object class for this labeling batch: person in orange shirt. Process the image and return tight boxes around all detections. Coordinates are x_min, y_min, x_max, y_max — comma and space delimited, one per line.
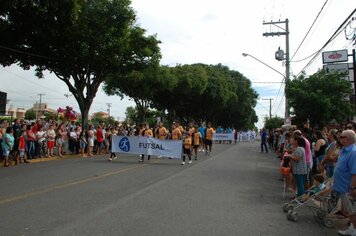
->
165, 123, 182, 160
205, 122, 215, 155
157, 122, 168, 140
192, 126, 202, 160
171, 123, 182, 140
174, 121, 183, 134
140, 123, 153, 162
188, 122, 195, 137
182, 130, 192, 165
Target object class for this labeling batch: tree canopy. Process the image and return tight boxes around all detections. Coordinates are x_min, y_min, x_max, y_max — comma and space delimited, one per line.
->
106, 63, 258, 129
286, 70, 354, 128
264, 117, 284, 130
0, 0, 160, 128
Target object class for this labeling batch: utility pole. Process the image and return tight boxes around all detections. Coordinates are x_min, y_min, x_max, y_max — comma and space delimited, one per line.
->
263, 19, 290, 125
35, 101, 38, 120
262, 98, 273, 119
38, 93, 45, 118
106, 103, 112, 118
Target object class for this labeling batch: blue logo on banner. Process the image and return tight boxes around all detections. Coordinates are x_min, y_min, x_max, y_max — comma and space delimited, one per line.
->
119, 137, 130, 152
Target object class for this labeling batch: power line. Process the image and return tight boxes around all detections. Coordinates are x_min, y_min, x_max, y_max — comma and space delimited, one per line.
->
274, 92, 285, 116
271, 77, 285, 111
0, 45, 62, 61
290, 0, 330, 61
257, 101, 270, 112
252, 81, 283, 84
297, 8, 356, 76
1, 68, 66, 96
290, 50, 319, 63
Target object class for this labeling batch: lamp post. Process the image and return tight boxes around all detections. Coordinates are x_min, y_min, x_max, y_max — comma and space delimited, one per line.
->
242, 53, 290, 125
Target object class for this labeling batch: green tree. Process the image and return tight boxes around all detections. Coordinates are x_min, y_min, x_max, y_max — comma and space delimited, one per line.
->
25, 110, 36, 121
264, 117, 284, 130
44, 112, 58, 121
124, 106, 164, 127
194, 64, 232, 124
286, 70, 354, 128
225, 70, 258, 129
104, 64, 163, 124
125, 106, 138, 125
0, 0, 160, 129
90, 112, 106, 126
150, 64, 257, 128
149, 64, 208, 123
193, 64, 257, 129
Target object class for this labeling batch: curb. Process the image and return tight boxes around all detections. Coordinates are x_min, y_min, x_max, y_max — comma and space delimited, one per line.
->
2, 153, 85, 167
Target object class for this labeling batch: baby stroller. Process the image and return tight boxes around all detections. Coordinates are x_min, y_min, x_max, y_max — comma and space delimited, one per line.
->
282, 177, 336, 227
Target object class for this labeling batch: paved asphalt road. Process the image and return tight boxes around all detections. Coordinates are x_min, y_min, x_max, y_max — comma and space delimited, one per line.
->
0, 142, 338, 236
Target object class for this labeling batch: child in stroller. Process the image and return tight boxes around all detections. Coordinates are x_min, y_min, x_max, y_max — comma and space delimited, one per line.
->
283, 175, 334, 227
300, 174, 326, 202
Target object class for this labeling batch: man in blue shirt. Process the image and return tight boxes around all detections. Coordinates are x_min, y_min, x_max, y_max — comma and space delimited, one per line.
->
198, 124, 206, 153
333, 130, 356, 236
260, 128, 268, 153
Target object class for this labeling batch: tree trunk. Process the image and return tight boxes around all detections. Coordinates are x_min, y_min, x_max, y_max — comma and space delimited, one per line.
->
80, 106, 90, 130
135, 99, 149, 124
75, 96, 94, 130
167, 109, 176, 124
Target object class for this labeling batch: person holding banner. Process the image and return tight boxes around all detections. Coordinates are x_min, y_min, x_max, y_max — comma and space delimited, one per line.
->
171, 123, 182, 140
176, 121, 184, 137
205, 122, 215, 156
140, 123, 153, 162
156, 122, 168, 140
108, 127, 118, 161
182, 130, 192, 165
169, 123, 182, 159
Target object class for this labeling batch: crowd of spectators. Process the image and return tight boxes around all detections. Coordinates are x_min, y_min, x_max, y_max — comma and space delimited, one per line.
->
0, 119, 137, 167
263, 122, 356, 235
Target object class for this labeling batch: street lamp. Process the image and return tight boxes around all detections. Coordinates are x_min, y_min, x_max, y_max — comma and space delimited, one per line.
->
242, 53, 290, 125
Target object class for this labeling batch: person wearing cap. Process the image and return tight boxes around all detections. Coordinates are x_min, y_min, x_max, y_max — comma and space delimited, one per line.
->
333, 130, 356, 236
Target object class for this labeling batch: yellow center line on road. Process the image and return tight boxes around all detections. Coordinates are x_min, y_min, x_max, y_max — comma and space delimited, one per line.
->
0, 163, 149, 205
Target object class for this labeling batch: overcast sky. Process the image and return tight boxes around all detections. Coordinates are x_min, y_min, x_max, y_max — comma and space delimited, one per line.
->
1, 0, 355, 128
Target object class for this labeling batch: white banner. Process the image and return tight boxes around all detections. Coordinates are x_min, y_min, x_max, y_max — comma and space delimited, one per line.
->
112, 136, 183, 159
213, 133, 234, 141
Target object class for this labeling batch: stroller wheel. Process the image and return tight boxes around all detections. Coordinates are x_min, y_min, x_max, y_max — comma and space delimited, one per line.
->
316, 209, 326, 219
283, 203, 289, 213
323, 218, 334, 228
290, 211, 298, 222
287, 210, 298, 221
286, 204, 294, 212
327, 199, 337, 212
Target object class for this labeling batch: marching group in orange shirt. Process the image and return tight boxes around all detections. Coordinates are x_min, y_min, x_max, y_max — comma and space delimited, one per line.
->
136, 121, 215, 165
